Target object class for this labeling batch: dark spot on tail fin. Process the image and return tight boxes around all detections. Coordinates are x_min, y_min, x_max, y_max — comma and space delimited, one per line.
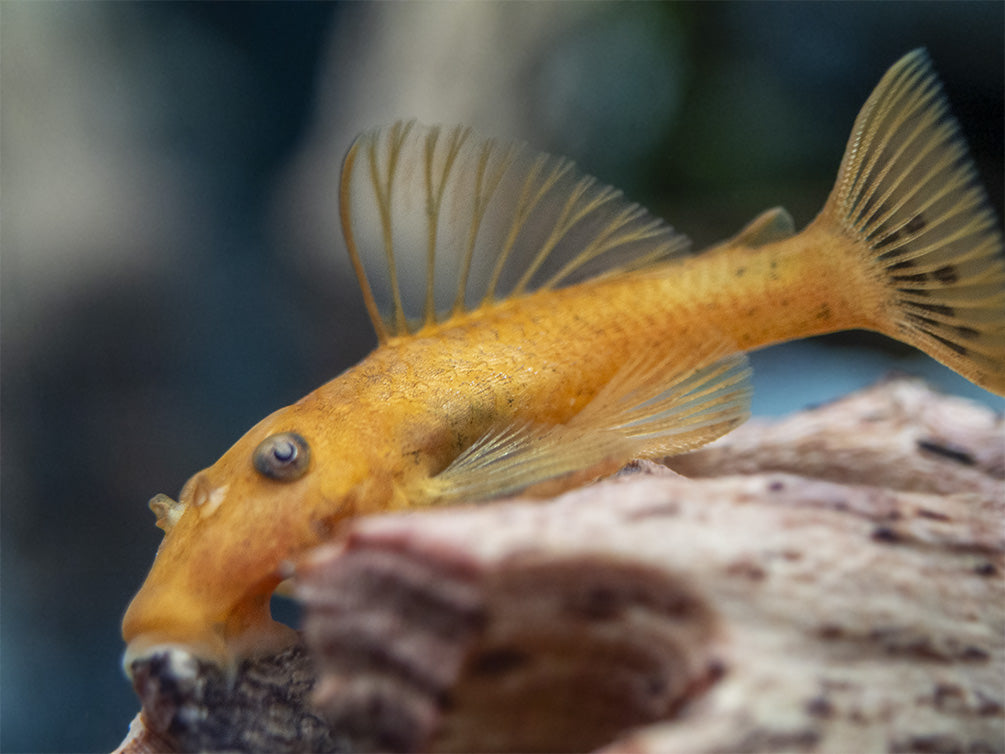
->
904, 213, 927, 235
932, 265, 959, 284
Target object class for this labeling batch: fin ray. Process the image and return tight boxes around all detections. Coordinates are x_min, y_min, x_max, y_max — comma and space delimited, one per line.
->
340, 120, 690, 342
822, 49, 1005, 394
418, 338, 751, 504
722, 207, 796, 250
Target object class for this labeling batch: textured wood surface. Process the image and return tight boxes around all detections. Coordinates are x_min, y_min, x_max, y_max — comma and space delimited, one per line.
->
115, 379, 1004, 754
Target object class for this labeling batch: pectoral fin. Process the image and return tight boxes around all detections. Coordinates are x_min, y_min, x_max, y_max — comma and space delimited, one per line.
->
417, 339, 751, 504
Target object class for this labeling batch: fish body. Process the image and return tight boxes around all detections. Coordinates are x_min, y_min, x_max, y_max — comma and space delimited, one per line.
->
123, 50, 1005, 672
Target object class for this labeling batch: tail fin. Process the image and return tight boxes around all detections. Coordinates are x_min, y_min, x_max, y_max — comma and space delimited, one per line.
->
821, 49, 1005, 395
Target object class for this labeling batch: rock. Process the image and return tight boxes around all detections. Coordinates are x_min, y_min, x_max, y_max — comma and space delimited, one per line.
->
115, 379, 1005, 753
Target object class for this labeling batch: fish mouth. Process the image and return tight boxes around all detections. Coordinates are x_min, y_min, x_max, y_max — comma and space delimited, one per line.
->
123, 597, 301, 680
123, 627, 231, 680
124, 625, 300, 684
123, 640, 202, 681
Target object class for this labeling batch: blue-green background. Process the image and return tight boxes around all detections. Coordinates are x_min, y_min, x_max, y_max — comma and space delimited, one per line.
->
2, 3, 1002, 752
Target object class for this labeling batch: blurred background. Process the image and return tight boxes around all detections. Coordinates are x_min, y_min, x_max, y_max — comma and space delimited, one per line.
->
2, 3, 1002, 751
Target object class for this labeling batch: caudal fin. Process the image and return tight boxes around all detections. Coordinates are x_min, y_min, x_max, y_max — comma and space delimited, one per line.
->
821, 49, 1005, 395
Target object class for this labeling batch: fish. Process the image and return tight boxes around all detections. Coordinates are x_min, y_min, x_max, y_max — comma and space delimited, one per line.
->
122, 49, 1004, 674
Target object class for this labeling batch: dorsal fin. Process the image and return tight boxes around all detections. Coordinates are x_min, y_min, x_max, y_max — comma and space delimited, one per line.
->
339, 120, 690, 343
724, 206, 796, 250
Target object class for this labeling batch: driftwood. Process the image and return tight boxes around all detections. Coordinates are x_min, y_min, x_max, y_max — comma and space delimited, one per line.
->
115, 378, 1004, 754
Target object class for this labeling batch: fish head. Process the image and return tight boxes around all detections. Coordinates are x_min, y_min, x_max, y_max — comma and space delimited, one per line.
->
121, 397, 381, 675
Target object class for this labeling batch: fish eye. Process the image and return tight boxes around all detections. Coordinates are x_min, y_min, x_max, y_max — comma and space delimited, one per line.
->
253, 432, 310, 481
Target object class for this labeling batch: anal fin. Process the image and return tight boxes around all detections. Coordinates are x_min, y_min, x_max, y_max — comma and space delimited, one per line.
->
417, 338, 752, 504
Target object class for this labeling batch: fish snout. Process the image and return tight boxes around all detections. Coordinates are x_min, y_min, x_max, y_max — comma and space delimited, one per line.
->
122, 559, 299, 677
121, 581, 229, 677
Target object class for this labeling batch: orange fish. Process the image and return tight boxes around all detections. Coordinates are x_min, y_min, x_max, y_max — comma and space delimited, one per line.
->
123, 50, 1004, 673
